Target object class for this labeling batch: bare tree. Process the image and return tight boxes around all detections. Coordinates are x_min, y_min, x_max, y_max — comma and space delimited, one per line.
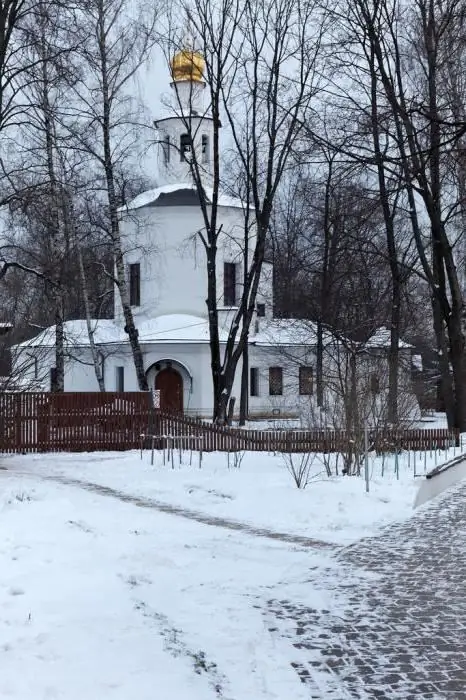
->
63, 0, 160, 391
334, 0, 466, 431
162, 0, 325, 422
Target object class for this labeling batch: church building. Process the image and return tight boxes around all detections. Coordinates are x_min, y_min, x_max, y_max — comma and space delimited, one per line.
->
11, 49, 418, 424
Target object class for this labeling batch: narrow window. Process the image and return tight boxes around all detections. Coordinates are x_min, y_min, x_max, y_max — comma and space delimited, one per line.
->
99, 353, 105, 383
269, 367, 283, 396
163, 134, 170, 164
299, 366, 313, 395
256, 303, 265, 317
116, 366, 125, 392
202, 134, 210, 163
223, 262, 237, 306
180, 133, 191, 161
250, 367, 259, 397
50, 367, 57, 392
129, 263, 140, 307
370, 373, 380, 394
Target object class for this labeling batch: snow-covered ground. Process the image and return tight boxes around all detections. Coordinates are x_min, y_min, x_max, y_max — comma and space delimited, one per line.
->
0, 444, 463, 698
7, 443, 463, 545
0, 457, 341, 700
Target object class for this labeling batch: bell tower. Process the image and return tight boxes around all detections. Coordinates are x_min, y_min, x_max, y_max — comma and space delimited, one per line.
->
154, 46, 213, 186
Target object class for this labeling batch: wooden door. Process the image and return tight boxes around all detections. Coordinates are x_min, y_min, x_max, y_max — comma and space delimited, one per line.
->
155, 367, 183, 413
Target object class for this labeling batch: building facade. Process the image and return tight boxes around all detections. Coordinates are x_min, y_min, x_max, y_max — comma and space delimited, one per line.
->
11, 49, 420, 425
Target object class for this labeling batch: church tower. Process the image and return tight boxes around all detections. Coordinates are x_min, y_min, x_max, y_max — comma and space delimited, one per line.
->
154, 47, 213, 185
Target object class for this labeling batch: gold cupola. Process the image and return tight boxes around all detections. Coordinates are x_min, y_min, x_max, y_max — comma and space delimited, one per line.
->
171, 49, 205, 83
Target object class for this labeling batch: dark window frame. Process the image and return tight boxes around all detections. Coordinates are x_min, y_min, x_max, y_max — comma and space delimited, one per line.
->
163, 134, 170, 164
269, 366, 283, 396
116, 366, 125, 392
99, 353, 105, 383
299, 366, 313, 395
201, 134, 210, 163
129, 262, 140, 307
50, 366, 57, 392
224, 262, 237, 306
180, 133, 192, 161
250, 367, 259, 397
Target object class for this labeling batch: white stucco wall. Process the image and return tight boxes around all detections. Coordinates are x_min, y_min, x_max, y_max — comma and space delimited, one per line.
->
248, 345, 316, 419
116, 203, 259, 326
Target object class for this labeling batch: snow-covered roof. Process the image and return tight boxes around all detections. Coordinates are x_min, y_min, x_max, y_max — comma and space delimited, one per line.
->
13, 315, 231, 349
119, 183, 246, 212
253, 319, 335, 347
364, 327, 412, 350
14, 319, 122, 349
15, 316, 414, 352
137, 314, 230, 343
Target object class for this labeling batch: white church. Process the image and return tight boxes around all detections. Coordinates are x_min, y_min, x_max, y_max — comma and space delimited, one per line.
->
12, 49, 419, 423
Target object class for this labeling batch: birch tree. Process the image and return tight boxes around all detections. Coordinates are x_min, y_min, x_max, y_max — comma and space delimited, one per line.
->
63, 0, 159, 391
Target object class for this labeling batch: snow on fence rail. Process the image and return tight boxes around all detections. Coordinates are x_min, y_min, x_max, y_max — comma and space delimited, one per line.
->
0, 392, 459, 454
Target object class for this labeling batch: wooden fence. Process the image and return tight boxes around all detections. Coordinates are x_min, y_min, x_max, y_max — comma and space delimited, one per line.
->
0, 392, 153, 453
0, 392, 459, 454
149, 408, 458, 454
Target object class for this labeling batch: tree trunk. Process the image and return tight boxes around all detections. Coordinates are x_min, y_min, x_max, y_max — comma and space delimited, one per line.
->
369, 43, 400, 425
239, 339, 248, 426
54, 293, 65, 392
77, 245, 106, 391
316, 320, 324, 407
39, 11, 64, 393
97, 6, 148, 391
239, 225, 250, 426
387, 285, 400, 425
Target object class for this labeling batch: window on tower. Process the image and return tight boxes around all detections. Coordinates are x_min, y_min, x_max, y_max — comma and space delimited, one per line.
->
129, 263, 141, 307
224, 262, 237, 306
180, 133, 192, 161
202, 134, 210, 163
162, 134, 170, 164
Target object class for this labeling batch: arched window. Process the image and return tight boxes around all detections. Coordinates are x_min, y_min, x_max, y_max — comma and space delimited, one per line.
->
180, 133, 192, 161
202, 134, 210, 163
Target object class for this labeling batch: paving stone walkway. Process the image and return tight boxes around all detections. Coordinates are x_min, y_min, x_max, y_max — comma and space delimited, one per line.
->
267, 481, 466, 699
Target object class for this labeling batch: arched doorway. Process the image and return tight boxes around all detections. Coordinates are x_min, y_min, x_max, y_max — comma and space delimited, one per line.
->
155, 367, 183, 413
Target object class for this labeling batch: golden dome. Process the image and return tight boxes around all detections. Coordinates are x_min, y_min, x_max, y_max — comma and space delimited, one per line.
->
171, 49, 205, 83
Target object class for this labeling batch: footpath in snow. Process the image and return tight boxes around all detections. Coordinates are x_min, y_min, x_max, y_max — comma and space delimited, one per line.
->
6, 445, 441, 544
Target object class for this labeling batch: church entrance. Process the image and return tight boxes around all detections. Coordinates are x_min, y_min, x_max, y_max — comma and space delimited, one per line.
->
155, 367, 183, 413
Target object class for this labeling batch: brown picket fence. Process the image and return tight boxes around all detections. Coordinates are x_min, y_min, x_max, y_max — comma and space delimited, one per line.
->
0, 392, 459, 454
148, 408, 459, 454
0, 392, 153, 453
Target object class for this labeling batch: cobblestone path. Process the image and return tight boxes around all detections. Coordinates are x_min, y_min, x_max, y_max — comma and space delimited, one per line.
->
267, 481, 466, 699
